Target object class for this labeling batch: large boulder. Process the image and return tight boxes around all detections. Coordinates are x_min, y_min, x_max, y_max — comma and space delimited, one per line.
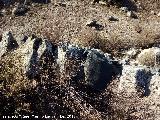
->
118, 65, 153, 96
0, 31, 18, 58
57, 44, 116, 90
83, 49, 114, 90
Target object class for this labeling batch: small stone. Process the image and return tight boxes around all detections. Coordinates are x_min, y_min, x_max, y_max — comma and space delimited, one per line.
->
0, 31, 18, 58
151, 10, 156, 15
127, 11, 138, 19
1, 9, 6, 16
126, 48, 140, 59
57, 43, 87, 79
118, 65, 152, 96
120, 7, 128, 12
108, 16, 119, 21
86, 19, 103, 30
99, 1, 107, 5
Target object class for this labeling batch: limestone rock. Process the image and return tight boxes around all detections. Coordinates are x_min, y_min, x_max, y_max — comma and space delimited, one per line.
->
127, 11, 137, 19
83, 49, 114, 90
118, 65, 152, 96
0, 31, 18, 58
57, 44, 87, 79
149, 75, 160, 96
108, 16, 119, 21
120, 7, 128, 12
16, 37, 54, 79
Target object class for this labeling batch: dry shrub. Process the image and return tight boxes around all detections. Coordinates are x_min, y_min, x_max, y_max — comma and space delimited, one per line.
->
137, 48, 157, 66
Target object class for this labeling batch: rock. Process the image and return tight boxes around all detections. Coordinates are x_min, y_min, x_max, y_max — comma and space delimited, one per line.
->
120, 7, 128, 12
57, 44, 87, 79
86, 19, 103, 30
16, 37, 55, 79
127, 11, 138, 19
118, 65, 152, 96
12, 4, 29, 16
83, 49, 114, 90
99, 1, 107, 5
20, 35, 28, 44
149, 75, 160, 96
137, 47, 160, 67
108, 16, 119, 21
0, 31, 18, 58
126, 48, 140, 59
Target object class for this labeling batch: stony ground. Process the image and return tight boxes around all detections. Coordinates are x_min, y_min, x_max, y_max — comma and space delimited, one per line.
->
0, 0, 160, 120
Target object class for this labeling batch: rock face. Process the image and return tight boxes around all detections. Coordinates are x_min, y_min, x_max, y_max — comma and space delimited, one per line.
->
137, 47, 160, 66
57, 44, 116, 90
15, 37, 55, 79
84, 49, 114, 90
118, 65, 152, 96
149, 75, 160, 96
57, 44, 87, 81
0, 31, 18, 58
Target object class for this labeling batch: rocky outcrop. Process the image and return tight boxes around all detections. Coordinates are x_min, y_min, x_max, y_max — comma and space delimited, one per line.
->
118, 65, 152, 96
0, 31, 18, 58
57, 44, 116, 90
118, 47, 160, 97
149, 75, 160, 96
0, 31, 159, 94
0, 31, 117, 90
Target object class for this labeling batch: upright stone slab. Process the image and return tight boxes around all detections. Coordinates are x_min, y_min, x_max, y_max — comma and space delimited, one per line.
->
0, 31, 18, 58
83, 49, 114, 90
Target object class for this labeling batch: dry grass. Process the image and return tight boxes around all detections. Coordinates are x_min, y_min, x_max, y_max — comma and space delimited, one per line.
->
0, 52, 33, 94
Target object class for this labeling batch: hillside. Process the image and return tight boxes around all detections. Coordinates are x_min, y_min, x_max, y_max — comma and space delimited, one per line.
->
0, 0, 160, 119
